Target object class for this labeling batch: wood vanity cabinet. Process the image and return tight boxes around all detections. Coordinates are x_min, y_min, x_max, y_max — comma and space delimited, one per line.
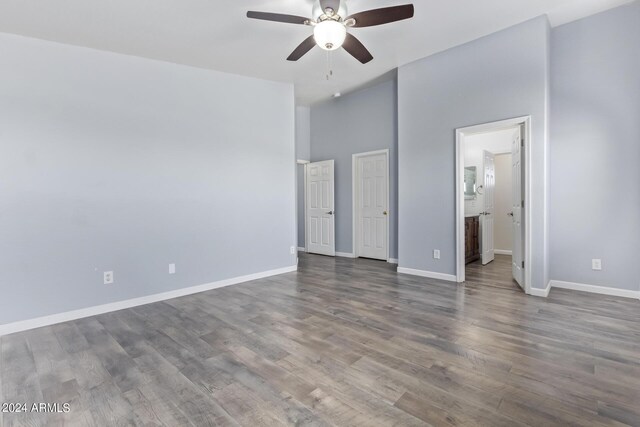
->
465, 216, 480, 264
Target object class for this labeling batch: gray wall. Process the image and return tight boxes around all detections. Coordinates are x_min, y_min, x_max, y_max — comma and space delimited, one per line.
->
549, 1, 640, 291
397, 16, 550, 289
295, 106, 310, 248
310, 79, 398, 258
0, 33, 297, 325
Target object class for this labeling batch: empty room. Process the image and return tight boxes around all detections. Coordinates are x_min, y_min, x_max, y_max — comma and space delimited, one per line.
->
1, 0, 639, 426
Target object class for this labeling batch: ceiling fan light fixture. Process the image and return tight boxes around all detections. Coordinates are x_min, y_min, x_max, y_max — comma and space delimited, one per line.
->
313, 20, 346, 51
247, 2, 415, 63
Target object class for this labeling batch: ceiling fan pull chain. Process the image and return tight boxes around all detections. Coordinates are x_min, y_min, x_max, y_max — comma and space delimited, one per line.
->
326, 50, 330, 80
326, 51, 334, 81
330, 51, 333, 77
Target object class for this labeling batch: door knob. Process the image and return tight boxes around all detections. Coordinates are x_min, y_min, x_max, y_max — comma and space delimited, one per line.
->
383, 211, 388, 216
508, 212, 514, 217
327, 211, 334, 215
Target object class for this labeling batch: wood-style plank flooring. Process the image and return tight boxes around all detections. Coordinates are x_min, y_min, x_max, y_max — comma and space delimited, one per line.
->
466, 254, 522, 291
2, 252, 640, 426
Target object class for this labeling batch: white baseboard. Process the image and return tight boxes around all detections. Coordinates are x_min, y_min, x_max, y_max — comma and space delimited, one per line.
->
335, 252, 356, 258
397, 267, 456, 282
0, 265, 298, 337
297, 247, 306, 252
529, 281, 551, 297
494, 249, 512, 256
388, 258, 399, 264
550, 280, 640, 300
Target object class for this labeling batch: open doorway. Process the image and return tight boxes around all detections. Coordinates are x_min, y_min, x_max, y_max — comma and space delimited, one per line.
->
456, 117, 531, 294
296, 160, 309, 254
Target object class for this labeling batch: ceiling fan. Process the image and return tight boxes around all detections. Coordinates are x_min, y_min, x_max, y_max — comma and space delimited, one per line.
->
246, 1, 414, 64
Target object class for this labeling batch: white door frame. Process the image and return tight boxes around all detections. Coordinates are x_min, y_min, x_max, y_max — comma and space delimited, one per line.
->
455, 116, 532, 295
352, 149, 390, 261
297, 159, 310, 252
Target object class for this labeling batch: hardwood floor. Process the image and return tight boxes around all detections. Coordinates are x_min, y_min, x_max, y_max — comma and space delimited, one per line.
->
2, 253, 639, 426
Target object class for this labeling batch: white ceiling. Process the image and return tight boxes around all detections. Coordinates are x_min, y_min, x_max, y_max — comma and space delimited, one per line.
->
0, 0, 632, 105
466, 127, 519, 155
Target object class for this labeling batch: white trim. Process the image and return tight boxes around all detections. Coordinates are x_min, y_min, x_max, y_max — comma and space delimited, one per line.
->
530, 281, 551, 298
388, 258, 398, 264
456, 132, 464, 283
494, 249, 513, 256
491, 149, 511, 156
456, 116, 532, 296
550, 280, 640, 300
352, 149, 390, 262
397, 267, 457, 282
0, 265, 297, 337
297, 247, 306, 252
303, 163, 308, 252
296, 159, 310, 165
335, 251, 356, 259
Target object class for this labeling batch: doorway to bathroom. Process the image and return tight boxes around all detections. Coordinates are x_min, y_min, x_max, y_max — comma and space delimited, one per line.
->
456, 117, 531, 293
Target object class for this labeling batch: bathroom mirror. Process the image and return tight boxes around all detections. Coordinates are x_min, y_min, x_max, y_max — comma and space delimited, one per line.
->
464, 166, 477, 199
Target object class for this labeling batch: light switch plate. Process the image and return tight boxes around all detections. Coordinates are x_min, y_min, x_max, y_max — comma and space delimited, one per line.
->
592, 259, 602, 271
433, 250, 441, 260
169, 263, 176, 274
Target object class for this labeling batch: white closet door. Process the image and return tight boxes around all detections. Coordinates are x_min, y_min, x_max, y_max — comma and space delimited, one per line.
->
306, 160, 335, 256
357, 153, 388, 260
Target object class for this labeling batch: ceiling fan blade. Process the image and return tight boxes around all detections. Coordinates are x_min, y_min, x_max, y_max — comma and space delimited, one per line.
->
287, 36, 317, 61
319, 0, 341, 14
342, 33, 373, 64
246, 11, 309, 25
347, 4, 414, 28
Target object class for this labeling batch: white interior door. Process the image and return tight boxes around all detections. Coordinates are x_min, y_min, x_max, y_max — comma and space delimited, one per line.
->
481, 150, 495, 265
306, 160, 335, 256
357, 153, 388, 260
511, 128, 524, 288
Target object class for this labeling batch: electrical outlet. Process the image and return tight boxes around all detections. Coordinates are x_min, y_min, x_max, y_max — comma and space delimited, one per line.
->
433, 249, 441, 260
592, 259, 602, 271
169, 263, 176, 274
103, 271, 114, 285
290, 246, 296, 255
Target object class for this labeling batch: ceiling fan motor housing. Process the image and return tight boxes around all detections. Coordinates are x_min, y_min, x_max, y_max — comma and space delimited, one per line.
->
312, 0, 348, 21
